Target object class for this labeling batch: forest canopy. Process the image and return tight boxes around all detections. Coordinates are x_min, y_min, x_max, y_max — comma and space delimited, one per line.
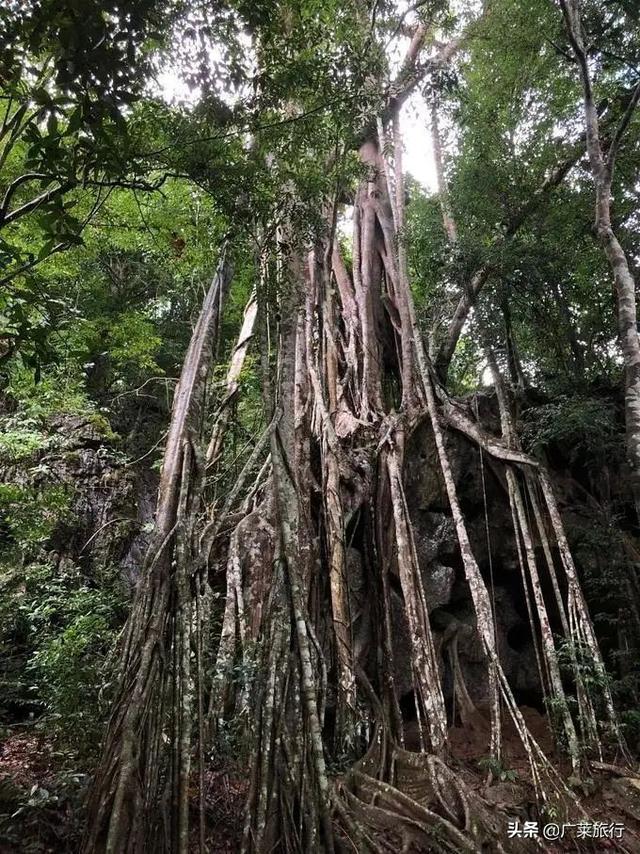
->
1, 0, 640, 852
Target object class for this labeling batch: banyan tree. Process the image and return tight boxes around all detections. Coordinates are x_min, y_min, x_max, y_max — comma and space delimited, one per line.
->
81, 1, 640, 852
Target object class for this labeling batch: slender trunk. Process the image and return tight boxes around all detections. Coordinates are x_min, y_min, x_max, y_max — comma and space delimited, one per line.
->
387, 441, 448, 753
559, 0, 640, 520
354, 156, 383, 418
551, 282, 584, 378
206, 290, 257, 467
501, 296, 528, 388
429, 99, 458, 244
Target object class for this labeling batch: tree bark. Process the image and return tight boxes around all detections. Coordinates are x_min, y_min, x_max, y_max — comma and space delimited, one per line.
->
84, 247, 233, 854
559, 0, 640, 520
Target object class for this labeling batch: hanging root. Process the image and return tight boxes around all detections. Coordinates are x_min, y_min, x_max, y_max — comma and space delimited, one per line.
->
332, 733, 539, 853
386, 438, 448, 754
485, 346, 626, 762
84, 249, 233, 854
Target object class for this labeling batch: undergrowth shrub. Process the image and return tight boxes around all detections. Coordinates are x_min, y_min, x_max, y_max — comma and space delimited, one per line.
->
0, 558, 125, 755
521, 394, 622, 463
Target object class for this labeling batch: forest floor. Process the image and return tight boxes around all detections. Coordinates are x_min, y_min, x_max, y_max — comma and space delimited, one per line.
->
446, 706, 640, 852
0, 730, 85, 853
2, 710, 640, 852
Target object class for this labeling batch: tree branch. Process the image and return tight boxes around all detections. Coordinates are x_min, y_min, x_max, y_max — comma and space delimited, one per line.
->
439, 397, 539, 468
607, 80, 640, 172
0, 181, 72, 228
0, 172, 52, 222
434, 142, 582, 382
0, 186, 112, 287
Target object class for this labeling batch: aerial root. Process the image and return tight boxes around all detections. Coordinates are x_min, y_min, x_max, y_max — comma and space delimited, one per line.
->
331, 736, 541, 854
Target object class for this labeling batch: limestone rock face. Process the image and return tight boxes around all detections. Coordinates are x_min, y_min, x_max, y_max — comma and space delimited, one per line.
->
421, 561, 455, 611
391, 404, 544, 710
284, 395, 550, 714
389, 588, 414, 697
0, 413, 153, 582
413, 512, 456, 564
